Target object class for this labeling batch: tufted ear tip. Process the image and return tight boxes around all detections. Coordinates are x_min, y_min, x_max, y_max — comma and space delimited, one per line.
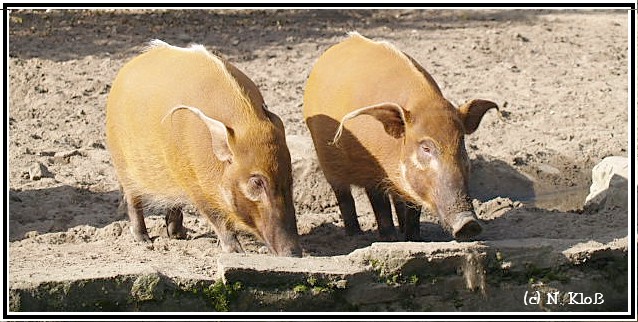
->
458, 99, 499, 134
332, 102, 409, 144
164, 105, 234, 163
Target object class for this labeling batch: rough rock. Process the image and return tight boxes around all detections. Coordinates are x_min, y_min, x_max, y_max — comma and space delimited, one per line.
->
584, 156, 628, 211
27, 162, 47, 180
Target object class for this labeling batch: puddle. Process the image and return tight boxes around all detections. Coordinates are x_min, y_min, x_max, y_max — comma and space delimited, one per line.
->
524, 185, 591, 211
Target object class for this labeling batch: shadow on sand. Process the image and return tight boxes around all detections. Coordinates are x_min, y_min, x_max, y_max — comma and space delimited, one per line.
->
7, 8, 577, 61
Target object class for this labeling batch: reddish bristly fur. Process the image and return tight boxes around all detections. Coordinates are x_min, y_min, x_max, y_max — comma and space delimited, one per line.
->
303, 32, 497, 240
106, 40, 301, 256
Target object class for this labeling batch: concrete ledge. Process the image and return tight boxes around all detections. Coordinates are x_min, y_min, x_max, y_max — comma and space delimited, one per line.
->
217, 253, 372, 287
9, 237, 629, 312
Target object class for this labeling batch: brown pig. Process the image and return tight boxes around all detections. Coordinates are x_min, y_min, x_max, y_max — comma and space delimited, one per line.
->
303, 32, 498, 241
106, 40, 301, 256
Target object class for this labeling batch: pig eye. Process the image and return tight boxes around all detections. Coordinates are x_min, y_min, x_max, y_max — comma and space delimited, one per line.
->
244, 174, 267, 202
249, 175, 266, 190
419, 140, 436, 157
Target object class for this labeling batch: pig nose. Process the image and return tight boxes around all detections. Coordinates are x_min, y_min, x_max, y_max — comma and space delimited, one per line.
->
452, 211, 482, 240
289, 245, 303, 258
269, 240, 303, 257
274, 244, 302, 257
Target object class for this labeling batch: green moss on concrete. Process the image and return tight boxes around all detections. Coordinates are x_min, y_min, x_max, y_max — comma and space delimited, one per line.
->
130, 273, 162, 302
200, 280, 242, 312
289, 275, 347, 297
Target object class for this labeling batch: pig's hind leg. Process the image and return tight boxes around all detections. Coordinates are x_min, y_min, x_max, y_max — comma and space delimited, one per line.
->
392, 195, 422, 241
330, 184, 363, 236
125, 193, 152, 243
166, 207, 187, 239
366, 187, 398, 241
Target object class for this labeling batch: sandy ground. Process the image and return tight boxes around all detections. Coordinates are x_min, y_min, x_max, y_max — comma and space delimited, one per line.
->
6, 9, 629, 287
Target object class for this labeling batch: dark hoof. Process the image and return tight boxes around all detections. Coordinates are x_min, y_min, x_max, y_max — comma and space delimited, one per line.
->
378, 229, 399, 242
130, 227, 152, 243
167, 229, 187, 239
452, 213, 483, 240
167, 225, 187, 239
345, 226, 364, 236
403, 233, 423, 242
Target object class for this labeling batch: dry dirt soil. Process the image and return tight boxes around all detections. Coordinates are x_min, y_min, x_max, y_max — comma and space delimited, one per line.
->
6, 9, 629, 288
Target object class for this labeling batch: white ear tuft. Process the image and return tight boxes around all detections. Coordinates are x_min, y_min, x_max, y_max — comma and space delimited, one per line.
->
163, 105, 233, 162
331, 102, 408, 145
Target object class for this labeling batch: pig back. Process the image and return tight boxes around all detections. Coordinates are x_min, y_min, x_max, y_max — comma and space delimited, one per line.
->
303, 33, 440, 187
106, 44, 261, 199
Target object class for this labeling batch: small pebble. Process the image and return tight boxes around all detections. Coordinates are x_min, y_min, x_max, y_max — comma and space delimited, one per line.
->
28, 162, 45, 180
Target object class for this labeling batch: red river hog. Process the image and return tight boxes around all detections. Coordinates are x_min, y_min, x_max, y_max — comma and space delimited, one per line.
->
106, 40, 301, 256
303, 32, 498, 241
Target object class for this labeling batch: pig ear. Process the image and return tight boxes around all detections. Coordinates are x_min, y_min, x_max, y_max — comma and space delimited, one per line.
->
458, 99, 499, 135
333, 102, 408, 143
162, 105, 233, 163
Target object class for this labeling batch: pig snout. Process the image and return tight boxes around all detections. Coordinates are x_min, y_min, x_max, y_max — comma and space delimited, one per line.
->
437, 192, 483, 240
273, 241, 303, 257
257, 210, 302, 257
432, 176, 483, 240
263, 228, 302, 257
450, 211, 482, 240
